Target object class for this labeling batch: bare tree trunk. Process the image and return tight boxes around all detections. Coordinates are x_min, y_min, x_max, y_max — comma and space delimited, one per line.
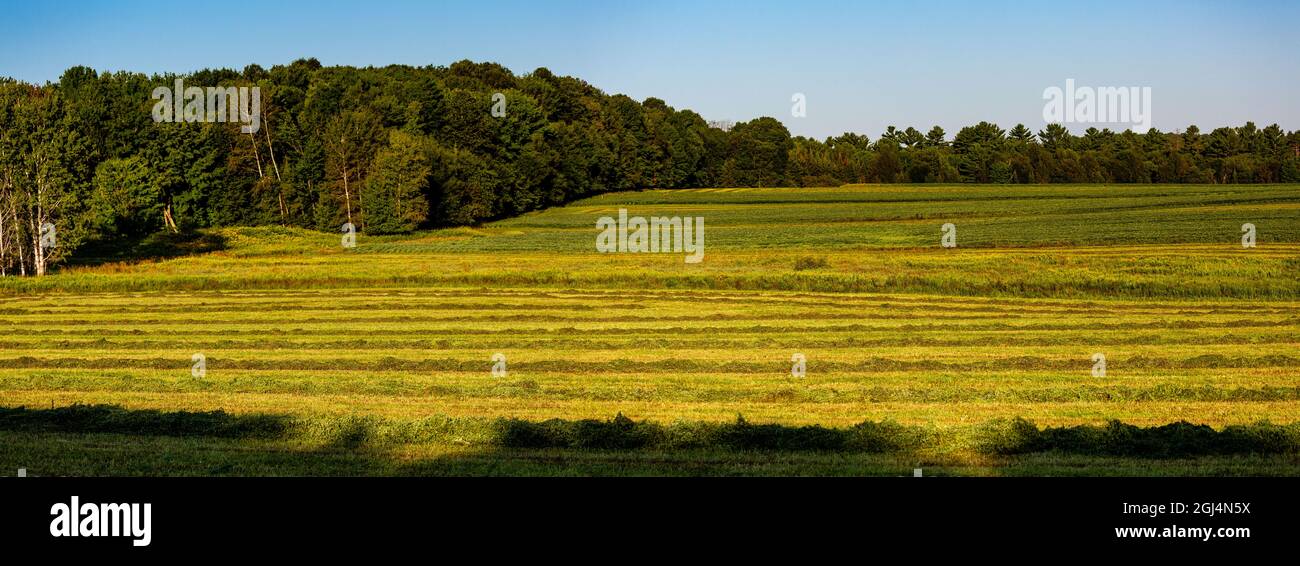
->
0, 166, 7, 276
163, 203, 179, 233
30, 163, 47, 276
0, 196, 7, 277
249, 132, 264, 179
263, 113, 287, 222
30, 216, 44, 276
0, 176, 9, 277
264, 111, 281, 182
11, 193, 25, 277
342, 166, 353, 225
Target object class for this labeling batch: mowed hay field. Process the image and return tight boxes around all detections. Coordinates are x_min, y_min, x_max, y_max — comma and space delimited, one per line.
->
2, 184, 1299, 476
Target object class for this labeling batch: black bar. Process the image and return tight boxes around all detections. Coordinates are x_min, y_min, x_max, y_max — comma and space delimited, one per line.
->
2, 477, 1287, 556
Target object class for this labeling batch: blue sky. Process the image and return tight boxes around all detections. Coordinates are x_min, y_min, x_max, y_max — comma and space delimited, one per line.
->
1, 0, 1296, 138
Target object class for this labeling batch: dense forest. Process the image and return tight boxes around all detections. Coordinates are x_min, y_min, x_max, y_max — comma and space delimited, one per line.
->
1, 58, 1298, 276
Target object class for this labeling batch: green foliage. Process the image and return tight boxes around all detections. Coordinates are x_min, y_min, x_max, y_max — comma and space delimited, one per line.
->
89, 156, 162, 237
0, 83, 95, 275
365, 130, 430, 234
3, 62, 1299, 277
725, 117, 792, 187
1282, 157, 1300, 183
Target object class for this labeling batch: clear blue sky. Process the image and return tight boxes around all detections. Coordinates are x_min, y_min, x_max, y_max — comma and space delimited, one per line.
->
1, 0, 1296, 138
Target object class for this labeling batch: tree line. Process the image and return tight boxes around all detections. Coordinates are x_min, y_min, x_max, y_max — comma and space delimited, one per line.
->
2, 58, 1298, 276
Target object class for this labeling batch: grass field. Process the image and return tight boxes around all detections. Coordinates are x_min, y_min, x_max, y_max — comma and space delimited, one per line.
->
2, 184, 1298, 476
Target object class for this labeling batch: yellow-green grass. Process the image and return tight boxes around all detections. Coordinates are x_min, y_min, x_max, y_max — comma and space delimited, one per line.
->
2, 184, 1298, 475
2, 245, 1293, 298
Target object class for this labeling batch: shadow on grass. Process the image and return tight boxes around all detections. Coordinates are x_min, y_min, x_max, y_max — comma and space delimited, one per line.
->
2, 405, 1298, 476
66, 230, 227, 268
0, 404, 286, 438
